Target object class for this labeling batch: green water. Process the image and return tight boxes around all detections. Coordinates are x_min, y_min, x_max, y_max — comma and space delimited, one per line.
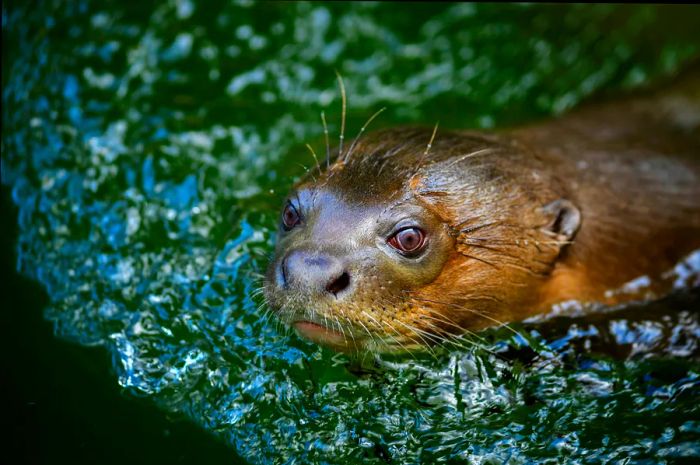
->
3, 1, 700, 463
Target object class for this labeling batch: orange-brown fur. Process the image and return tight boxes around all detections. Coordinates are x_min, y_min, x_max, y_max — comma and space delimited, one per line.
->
266, 66, 700, 351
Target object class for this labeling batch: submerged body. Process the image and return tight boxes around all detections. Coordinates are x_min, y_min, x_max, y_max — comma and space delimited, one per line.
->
265, 68, 700, 352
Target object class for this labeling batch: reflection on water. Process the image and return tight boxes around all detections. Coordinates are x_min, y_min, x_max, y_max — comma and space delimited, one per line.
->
3, 1, 700, 463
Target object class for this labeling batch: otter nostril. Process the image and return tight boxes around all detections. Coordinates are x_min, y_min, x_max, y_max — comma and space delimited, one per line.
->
325, 271, 350, 296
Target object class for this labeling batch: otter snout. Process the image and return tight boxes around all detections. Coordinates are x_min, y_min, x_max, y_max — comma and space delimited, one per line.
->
279, 250, 351, 297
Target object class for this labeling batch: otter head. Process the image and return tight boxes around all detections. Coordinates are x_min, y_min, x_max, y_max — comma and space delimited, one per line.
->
264, 128, 581, 353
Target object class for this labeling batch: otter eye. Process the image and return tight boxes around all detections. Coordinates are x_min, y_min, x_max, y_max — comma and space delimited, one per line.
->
388, 227, 426, 255
282, 203, 301, 231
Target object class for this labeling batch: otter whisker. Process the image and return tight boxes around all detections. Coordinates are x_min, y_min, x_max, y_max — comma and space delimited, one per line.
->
417, 319, 476, 351
455, 221, 496, 235
259, 306, 276, 329
249, 287, 266, 298
295, 162, 317, 183
340, 313, 358, 347
445, 147, 500, 168
455, 220, 528, 235
259, 302, 273, 320
360, 310, 413, 356
385, 332, 421, 360
424, 122, 439, 157
332, 314, 348, 345
395, 319, 445, 347
310, 305, 319, 333
392, 323, 442, 362
415, 311, 494, 350
371, 296, 442, 358
412, 296, 528, 341
321, 310, 331, 338
457, 242, 551, 275
393, 319, 443, 352
486, 259, 549, 277
355, 317, 380, 352
344, 107, 387, 163
467, 237, 575, 247
460, 241, 531, 260
274, 302, 292, 336
244, 269, 267, 280
457, 251, 500, 269
248, 286, 265, 299
460, 238, 574, 264
359, 309, 384, 334
418, 318, 497, 356
305, 143, 321, 174
252, 299, 265, 313
377, 320, 421, 359
417, 122, 439, 171
374, 297, 435, 361
335, 70, 347, 159
244, 247, 274, 261
320, 111, 331, 169
411, 296, 497, 323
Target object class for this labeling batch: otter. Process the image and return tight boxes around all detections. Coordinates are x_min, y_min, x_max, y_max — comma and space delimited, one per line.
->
264, 67, 700, 353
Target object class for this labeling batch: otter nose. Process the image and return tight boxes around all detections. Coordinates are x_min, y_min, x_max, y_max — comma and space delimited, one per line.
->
281, 250, 351, 296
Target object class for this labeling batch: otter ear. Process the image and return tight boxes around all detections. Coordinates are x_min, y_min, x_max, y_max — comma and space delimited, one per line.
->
541, 199, 581, 241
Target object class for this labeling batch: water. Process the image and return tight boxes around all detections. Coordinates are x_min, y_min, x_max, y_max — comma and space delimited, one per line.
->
3, 1, 700, 463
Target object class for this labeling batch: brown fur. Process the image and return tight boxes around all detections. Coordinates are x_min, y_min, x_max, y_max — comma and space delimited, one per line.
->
265, 66, 700, 351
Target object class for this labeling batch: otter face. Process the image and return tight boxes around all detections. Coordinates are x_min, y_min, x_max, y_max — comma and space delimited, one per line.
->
264, 127, 582, 353
264, 184, 454, 352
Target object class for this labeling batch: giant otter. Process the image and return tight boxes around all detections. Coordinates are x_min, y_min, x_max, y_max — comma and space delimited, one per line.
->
264, 67, 700, 353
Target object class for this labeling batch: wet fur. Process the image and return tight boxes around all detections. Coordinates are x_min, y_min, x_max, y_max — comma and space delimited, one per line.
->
267, 66, 700, 350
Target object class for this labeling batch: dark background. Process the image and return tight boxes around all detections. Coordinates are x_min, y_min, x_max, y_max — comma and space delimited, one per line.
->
2, 185, 242, 465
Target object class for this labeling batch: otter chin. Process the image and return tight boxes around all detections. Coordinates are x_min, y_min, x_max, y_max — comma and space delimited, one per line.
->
264, 68, 700, 353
